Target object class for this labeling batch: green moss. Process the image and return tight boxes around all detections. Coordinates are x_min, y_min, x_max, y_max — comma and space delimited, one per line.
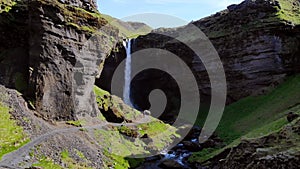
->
117, 125, 139, 138
94, 85, 110, 111
97, 112, 106, 121
102, 149, 144, 169
66, 120, 86, 127
276, 0, 300, 25
138, 121, 167, 135
61, 150, 93, 169
116, 120, 179, 152
242, 0, 300, 27
98, 129, 148, 169
38, 0, 107, 35
0, 102, 29, 159
65, 22, 98, 34
103, 150, 130, 169
0, 0, 17, 13
93, 85, 141, 122
32, 157, 62, 169
75, 149, 85, 159
94, 85, 110, 98
94, 129, 147, 157
61, 150, 69, 159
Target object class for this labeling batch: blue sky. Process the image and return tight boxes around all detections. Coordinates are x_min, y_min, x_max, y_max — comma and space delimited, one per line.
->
97, 0, 243, 28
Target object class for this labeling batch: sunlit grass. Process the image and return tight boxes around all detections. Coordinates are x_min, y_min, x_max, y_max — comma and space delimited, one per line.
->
191, 75, 300, 163
0, 102, 29, 159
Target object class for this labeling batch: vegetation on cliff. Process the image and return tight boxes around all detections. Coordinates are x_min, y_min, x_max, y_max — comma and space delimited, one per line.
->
0, 90, 29, 160
191, 75, 300, 164
101, 14, 152, 38
0, 0, 16, 13
277, 0, 300, 24
37, 0, 151, 38
196, 0, 300, 39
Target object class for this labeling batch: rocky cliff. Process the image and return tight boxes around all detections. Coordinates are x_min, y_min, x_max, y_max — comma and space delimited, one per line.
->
1, 0, 300, 168
99, 0, 300, 111
0, 0, 122, 121
139, 0, 300, 102
0, 1, 180, 168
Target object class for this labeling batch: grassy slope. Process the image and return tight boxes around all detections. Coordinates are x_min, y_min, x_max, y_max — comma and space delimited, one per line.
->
217, 75, 300, 143
93, 86, 179, 169
33, 149, 93, 169
190, 75, 300, 163
277, 0, 300, 25
0, 102, 29, 160
101, 14, 152, 38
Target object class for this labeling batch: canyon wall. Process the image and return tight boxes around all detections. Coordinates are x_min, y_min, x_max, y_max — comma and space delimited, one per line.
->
0, 0, 121, 120
99, 0, 300, 108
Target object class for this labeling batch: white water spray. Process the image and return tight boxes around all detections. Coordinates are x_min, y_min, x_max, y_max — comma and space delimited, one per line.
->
123, 39, 132, 106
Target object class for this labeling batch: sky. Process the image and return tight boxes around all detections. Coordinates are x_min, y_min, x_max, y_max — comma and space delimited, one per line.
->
97, 0, 244, 28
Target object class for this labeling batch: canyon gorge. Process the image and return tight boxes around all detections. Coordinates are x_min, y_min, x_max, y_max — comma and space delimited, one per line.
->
0, 0, 299, 168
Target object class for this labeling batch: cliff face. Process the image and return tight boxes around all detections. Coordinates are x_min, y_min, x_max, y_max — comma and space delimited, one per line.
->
191, 0, 300, 102
142, 0, 299, 102
0, 0, 29, 93
28, 0, 104, 120
0, 2, 180, 168
0, 0, 121, 120
98, 0, 300, 109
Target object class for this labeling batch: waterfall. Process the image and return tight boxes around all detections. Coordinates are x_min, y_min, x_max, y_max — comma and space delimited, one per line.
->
123, 39, 132, 106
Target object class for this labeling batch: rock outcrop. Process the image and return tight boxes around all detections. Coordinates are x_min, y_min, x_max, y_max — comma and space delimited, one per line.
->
0, 0, 121, 121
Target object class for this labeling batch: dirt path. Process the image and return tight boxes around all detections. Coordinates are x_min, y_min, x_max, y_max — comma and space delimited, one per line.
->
0, 117, 152, 168
0, 89, 153, 168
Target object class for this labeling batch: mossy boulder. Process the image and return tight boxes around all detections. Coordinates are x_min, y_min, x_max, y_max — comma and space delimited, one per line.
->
94, 85, 141, 123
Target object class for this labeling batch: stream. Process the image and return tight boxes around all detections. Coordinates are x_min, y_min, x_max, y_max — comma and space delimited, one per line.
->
136, 126, 203, 169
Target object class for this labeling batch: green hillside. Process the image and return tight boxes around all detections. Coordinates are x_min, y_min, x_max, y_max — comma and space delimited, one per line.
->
191, 75, 300, 163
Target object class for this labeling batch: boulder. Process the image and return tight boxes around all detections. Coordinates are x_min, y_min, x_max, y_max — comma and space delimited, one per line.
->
159, 159, 184, 169
182, 141, 202, 152
287, 112, 299, 122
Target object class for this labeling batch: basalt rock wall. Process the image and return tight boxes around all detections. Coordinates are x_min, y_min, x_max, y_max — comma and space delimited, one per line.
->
0, 0, 120, 121
99, 0, 300, 108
